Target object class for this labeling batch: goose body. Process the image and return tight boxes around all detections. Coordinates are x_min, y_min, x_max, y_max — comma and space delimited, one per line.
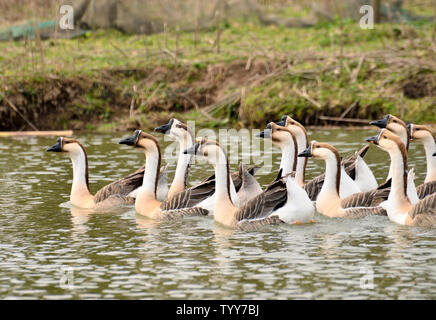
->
46, 137, 146, 210
372, 115, 435, 199
275, 115, 371, 200
184, 137, 287, 231
353, 154, 378, 192
258, 122, 314, 223
119, 130, 209, 220
155, 118, 194, 199
155, 118, 261, 208
298, 141, 387, 218
367, 129, 436, 227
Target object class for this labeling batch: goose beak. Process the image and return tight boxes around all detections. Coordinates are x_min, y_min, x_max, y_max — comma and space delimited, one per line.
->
366, 136, 379, 145
433, 152, 436, 157
154, 121, 172, 134
275, 115, 287, 127
407, 123, 413, 140
46, 138, 62, 152
119, 130, 140, 146
256, 128, 271, 139
184, 143, 199, 155
370, 115, 389, 128
298, 146, 312, 157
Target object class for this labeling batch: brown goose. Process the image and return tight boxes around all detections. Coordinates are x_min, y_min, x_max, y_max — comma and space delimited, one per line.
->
366, 130, 436, 227
118, 130, 208, 220
275, 115, 372, 200
257, 122, 315, 224
46, 137, 145, 209
155, 118, 262, 207
298, 141, 387, 218
184, 137, 287, 231
371, 115, 435, 199
408, 124, 436, 186
155, 118, 194, 199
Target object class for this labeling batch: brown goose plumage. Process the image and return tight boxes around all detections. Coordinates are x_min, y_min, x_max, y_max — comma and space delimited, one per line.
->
303, 145, 370, 201
416, 181, 436, 200
407, 193, 436, 227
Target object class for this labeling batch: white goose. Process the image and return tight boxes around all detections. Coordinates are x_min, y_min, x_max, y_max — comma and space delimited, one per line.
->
274, 115, 372, 198
118, 130, 209, 219
154, 118, 262, 205
184, 137, 289, 230
408, 124, 436, 184
257, 122, 314, 224
366, 130, 436, 227
371, 115, 435, 199
46, 137, 144, 209
297, 141, 388, 218
155, 118, 194, 199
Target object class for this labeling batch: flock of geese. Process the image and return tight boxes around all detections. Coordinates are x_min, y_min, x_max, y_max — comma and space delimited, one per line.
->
46, 114, 436, 231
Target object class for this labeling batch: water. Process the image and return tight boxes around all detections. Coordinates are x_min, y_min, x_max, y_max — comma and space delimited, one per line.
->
0, 129, 435, 300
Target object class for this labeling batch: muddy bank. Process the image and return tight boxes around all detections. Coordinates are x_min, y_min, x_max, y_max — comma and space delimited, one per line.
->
1, 59, 435, 131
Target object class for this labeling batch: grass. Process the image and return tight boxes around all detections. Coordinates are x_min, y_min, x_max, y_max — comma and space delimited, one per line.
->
0, 13, 435, 130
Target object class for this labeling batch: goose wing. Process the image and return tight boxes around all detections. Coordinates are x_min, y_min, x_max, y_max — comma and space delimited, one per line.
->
409, 193, 436, 227
416, 181, 436, 200
343, 206, 387, 218
303, 145, 370, 201
94, 165, 145, 203
160, 177, 216, 211
341, 188, 390, 209
234, 172, 288, 221
341, 145, 369, 178
160, 206, 209, 221
236, 215, 284, 231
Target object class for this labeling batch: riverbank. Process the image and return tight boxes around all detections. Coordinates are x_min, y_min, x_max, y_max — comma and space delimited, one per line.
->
1, 20, 435, 131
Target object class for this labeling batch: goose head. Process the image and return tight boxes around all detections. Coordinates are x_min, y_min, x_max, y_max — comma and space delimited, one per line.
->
46, 137, 87, 156
258, 122, 295, 148
275, 115, 306, 137
366, 129, 405, 154
184, 137, 226, 166
408, 124, 435, 143
298, 141, 340, 161
370, 114, 408, 138
154, 118, 193, 144
119, 130, 160, 153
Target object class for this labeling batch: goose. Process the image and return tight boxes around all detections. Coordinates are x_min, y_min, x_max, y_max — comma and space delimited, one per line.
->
154, 118, 194, 199
46, 137, 144, 209
274, 115, 373, 199
298, 141, 388, 218
154, 118, 262, 205
257, 122, 315, 224
408, 124, 436, 184
234, 163, 263, 205
118, 130, 209, 220
366, 130, 436, 227
184, 137, 288, 230
371, 115, 435, 199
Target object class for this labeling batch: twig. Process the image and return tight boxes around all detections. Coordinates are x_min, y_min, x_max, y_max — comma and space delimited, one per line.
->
129, 85, 137, 118
1, 94, 39, 131
318, 116, 370, 124
110, 43, 129, 58
293, 85, 322, 109
350, 55, 365, 83
142, 83, 164, 110
339, 99, 359, 119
